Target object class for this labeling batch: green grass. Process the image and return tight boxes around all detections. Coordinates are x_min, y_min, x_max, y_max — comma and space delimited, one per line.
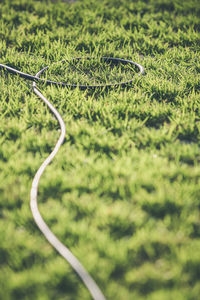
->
0, 0, 200, 299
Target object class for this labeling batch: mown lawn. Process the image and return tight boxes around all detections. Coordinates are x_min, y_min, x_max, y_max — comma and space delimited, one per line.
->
0, 0, 200, 299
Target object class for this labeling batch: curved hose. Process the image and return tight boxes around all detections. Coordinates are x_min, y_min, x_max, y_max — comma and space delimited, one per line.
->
0, 58, 144, 300
31, 69, 106, 300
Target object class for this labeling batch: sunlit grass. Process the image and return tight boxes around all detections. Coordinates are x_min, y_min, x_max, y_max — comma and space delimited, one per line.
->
0, 0, 200, 299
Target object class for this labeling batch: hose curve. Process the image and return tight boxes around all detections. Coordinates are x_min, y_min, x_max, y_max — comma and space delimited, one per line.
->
0, 57, 145, 300
30, 70, 107, 300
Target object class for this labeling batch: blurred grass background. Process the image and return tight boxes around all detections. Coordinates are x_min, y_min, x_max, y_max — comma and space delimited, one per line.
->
0, 0, 200, 299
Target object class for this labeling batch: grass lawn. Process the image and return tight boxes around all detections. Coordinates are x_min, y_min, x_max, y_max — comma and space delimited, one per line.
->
0, 0, 200, 299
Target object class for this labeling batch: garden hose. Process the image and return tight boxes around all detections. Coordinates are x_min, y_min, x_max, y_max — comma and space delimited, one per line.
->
0, 57, 144, 300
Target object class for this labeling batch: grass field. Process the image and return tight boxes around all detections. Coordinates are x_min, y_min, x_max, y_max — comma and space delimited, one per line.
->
0, 0, 200, 299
